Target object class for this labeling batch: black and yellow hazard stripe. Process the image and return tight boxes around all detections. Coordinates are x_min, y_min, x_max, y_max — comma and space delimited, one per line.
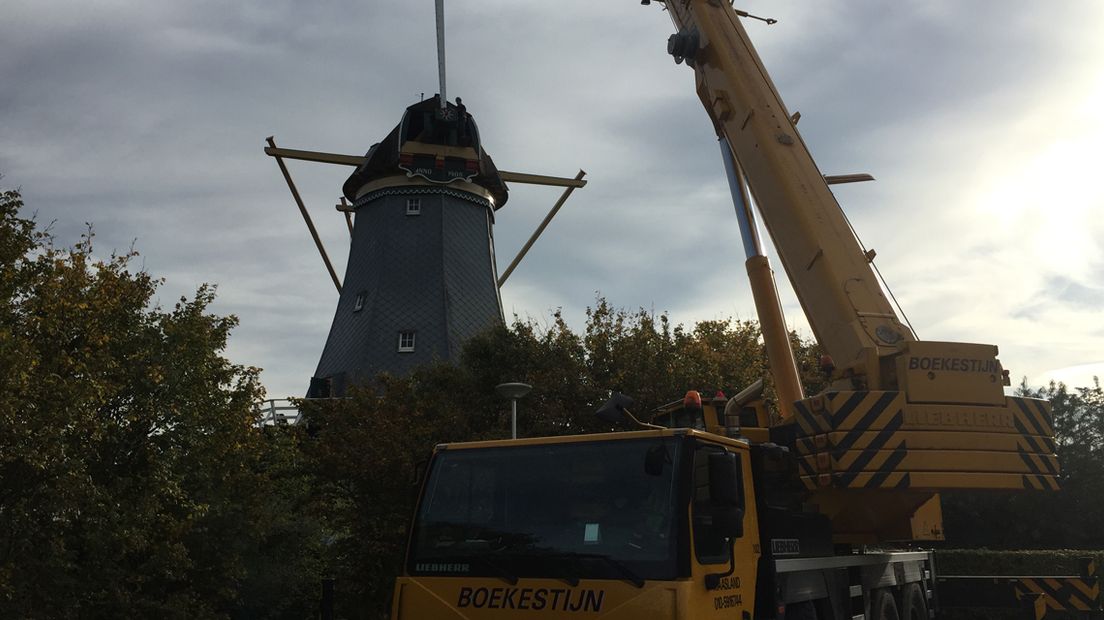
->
1010, 396, 1055, 438
793, 398, 832, 436
800, 470, 911, 490
794, 391, 903, 437
795, 446, 818, 479
804, 441, 908, 486
1012, 576, 1101, 612
802, 471, 1059, 491
804, 449, 1060, 477
790, 391, 1061, 493
1018, 446, 1060, 477
826, 391, 904, 432
1016, 439, 1062, 488
794, 430, 1056, 458
795, 434, 821, 456
1011, 398, 1059, 467
796, 394, 1053, 436
1021, 474, 1061, 491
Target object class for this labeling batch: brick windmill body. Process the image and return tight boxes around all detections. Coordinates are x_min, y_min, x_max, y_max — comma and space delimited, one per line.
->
308, 96, 509, 397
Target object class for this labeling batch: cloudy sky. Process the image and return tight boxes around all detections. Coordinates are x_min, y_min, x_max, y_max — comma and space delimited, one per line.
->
3, 1, 1102, 399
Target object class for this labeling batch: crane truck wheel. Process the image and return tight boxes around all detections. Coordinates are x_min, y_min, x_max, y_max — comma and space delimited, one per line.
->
898, 583, 928, 620
870, 588, 900, 620
785, 600, 817, 619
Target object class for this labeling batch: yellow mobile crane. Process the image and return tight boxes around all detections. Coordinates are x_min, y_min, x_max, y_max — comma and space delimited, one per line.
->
656, 0, 1059, 541
388, 3, 1081, 619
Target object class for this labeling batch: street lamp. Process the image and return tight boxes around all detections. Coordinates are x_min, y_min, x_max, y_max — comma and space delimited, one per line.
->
495, 382, 532, 439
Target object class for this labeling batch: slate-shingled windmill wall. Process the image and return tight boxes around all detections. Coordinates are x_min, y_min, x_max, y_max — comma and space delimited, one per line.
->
308, 96, 508, 397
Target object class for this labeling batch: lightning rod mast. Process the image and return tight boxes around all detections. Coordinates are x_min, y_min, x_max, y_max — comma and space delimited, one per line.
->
435, 0, 447, 108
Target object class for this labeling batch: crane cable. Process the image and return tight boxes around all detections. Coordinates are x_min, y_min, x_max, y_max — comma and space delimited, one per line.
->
839, 206, 919, 340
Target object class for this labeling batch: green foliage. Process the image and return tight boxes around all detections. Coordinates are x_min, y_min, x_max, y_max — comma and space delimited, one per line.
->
458, 311, 602, 437
296, 375, 460, 618
942, 378, 1104, 549
583, 300, 763, 414
0, 188, 318, 618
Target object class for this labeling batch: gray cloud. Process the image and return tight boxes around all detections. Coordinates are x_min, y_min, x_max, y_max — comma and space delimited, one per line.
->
4, 0, 1102, 397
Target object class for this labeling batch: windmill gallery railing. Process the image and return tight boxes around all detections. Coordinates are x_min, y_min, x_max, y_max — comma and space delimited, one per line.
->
255, 399, 301, 426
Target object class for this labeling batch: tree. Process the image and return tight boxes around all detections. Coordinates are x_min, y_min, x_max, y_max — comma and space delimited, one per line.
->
0, 187, 318, 618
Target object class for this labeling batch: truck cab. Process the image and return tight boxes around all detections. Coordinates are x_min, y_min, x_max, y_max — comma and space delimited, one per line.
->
392, 429, 773, 619
390, 421, 930, 620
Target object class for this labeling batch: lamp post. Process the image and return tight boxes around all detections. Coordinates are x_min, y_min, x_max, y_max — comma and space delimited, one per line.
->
495, 382, 532, 439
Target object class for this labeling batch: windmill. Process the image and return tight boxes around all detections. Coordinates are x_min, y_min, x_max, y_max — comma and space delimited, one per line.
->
265, 2, 586, 398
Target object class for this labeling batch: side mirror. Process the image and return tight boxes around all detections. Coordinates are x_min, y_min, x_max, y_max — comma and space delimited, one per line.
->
644, 445, 668, 476
708, 451, 746, 538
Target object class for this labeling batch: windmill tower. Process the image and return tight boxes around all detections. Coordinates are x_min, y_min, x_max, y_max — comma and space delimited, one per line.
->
307, 96, 508, 397
264, 1, 586, 399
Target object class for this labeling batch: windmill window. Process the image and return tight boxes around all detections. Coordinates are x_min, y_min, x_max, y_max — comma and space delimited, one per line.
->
353, 291, 366, 312
398, 331, 416, 353
406, 198, 421, 215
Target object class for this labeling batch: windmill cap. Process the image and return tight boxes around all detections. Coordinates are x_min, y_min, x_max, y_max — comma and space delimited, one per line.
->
343, 95, 509, 208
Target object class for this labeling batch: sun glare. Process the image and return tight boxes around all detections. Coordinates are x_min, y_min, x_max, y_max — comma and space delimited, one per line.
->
969, 75, 1104, 279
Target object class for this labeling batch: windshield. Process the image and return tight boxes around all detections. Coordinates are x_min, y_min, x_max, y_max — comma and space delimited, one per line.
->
409, 437, 682, 582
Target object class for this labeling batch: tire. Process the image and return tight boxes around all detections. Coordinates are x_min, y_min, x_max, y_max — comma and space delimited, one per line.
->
786, 600, 818, 620
870, 588, 900, 620
898, 583, 928, 620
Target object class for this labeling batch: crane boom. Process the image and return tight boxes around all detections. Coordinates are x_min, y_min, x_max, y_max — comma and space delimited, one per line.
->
663, 0, 913, 377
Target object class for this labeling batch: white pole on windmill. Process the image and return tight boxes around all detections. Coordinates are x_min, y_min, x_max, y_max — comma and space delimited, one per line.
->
435, 0, 447, 108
